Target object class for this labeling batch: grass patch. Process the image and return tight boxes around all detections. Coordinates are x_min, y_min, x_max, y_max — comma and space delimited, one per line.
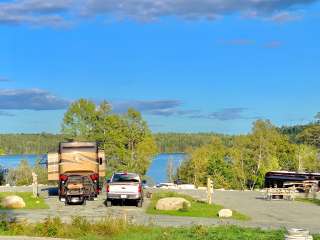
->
296, 197, 320, 206
146, 191, 249, 220
0, 216, 315, 240
0, 192, 48, 209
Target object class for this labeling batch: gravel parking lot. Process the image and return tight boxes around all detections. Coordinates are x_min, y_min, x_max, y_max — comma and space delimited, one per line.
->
1, 187, 319, 234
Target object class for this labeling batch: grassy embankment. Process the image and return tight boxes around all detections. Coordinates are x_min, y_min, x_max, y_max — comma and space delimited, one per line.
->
0, 216, 314, 240
296, 197, 320, 206
146, 191, 249, 220
0, 192, 48, 209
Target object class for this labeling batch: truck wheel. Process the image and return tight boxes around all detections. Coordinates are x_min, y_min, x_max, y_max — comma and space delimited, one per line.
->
136, 200, 143, 208
106, 200, 112, 207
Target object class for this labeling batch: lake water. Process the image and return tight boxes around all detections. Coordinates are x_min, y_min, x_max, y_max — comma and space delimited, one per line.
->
0, 153, 186, 184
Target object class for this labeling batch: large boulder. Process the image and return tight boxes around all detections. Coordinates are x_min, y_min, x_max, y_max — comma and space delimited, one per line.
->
156, 197, 191, 211
218, 209, 233, 218
1, 195, 26, 209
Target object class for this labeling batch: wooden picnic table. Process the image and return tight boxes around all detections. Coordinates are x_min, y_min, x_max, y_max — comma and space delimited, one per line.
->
265, 188, 295, 201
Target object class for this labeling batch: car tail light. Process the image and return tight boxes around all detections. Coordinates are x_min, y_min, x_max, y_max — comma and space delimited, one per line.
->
90, 173, 99, 181
106, 184, 110, 193
138, 183, 142, 193
59, 175, 68, 182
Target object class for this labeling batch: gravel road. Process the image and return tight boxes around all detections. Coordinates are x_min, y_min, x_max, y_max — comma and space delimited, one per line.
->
0, 187, 319, 234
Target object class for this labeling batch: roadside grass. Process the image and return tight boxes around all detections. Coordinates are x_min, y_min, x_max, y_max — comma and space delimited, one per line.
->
146, 191, 249, 220
0, 215, 315, 240
296, 197, 320, 206
0, 192, 48, 209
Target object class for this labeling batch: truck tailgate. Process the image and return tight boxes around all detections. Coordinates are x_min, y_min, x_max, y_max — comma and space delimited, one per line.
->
109, 183, 139, 194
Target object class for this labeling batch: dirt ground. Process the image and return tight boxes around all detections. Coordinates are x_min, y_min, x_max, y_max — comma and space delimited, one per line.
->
1, 187, 319, 234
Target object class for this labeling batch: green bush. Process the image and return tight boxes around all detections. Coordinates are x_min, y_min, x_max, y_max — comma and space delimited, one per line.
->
6, 160, 47, 186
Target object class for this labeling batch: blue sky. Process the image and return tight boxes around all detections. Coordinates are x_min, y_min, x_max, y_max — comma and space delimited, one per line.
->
0, 0, 320, 134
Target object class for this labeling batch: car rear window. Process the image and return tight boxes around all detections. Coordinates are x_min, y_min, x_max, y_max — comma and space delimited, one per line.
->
112, 173, 140, 183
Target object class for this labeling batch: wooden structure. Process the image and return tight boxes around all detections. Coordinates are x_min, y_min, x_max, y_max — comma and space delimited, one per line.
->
265, 171, 320, 190
207, 177, 213, 204
265, 187, 296, 201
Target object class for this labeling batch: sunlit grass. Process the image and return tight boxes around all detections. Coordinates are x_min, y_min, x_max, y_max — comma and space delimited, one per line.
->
0, 192, 48, 209
296, 197, 320, 206
146, 191, 250, 220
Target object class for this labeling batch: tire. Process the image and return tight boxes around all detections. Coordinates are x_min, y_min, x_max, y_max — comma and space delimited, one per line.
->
106, 200, 112, 207
136, 200, 143, 208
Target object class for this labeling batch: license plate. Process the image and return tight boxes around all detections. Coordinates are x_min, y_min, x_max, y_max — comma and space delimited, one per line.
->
120, 195, 127, 199
71, 197, 80, 202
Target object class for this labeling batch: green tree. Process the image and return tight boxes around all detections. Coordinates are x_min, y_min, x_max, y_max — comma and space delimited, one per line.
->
247, 120, 280, 189
33, 160, 48, 185
297, 125, 320, 148
61, 99, 157, 176
120, 109, 157, 175
189, 145, 211, 186
0, 148, 5, 155
228, 135, 253, 190
206, 137, 231, 189
276, 136, 297, 171
295, 144, 319, 172
7, 160, 33, 186
166, 156, 175, 182
61, 99, 106, 141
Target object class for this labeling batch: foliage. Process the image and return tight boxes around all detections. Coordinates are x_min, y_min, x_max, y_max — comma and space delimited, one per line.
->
0, 133, 63, 154
178, 120, 320, 190
154, 133, 232, 153
7, 160, 33, 186
0, 214, 302, 240
166, 156, 174, 182
146, 191, 249, 220
297, 125, 320, 148
0, 192, 48, 209
61, 99, 157, 175
0, 216, 127, 239
296, 198, 320, 206
6, 160, 47, 186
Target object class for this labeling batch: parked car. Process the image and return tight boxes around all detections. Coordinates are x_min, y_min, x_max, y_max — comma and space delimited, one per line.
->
106, 172, 145, 207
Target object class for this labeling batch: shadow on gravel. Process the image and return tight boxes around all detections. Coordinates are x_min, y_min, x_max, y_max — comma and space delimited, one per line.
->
104, 199, 138, 207
41, 187, 59, 196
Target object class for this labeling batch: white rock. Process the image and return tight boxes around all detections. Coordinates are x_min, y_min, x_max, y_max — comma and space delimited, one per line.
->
1, 195, 26, 209
156, 197, 191, 211
218, 209, 233, 218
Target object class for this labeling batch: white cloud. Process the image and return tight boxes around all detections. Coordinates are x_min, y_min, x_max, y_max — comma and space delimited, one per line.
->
0, 0, 317, 26
0, 88, 70, 110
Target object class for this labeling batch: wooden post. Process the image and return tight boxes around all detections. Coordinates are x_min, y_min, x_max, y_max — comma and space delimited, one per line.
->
207, 177, 213, 204
32, 172, 38, 198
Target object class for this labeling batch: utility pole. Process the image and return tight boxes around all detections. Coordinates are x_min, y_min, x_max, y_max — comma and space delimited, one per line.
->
207, 177, 214, 204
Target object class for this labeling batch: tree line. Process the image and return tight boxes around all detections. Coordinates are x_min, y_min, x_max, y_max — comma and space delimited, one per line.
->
176, 119, 320, 190
1, 99, 158, 185
0, 132, 226, 155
